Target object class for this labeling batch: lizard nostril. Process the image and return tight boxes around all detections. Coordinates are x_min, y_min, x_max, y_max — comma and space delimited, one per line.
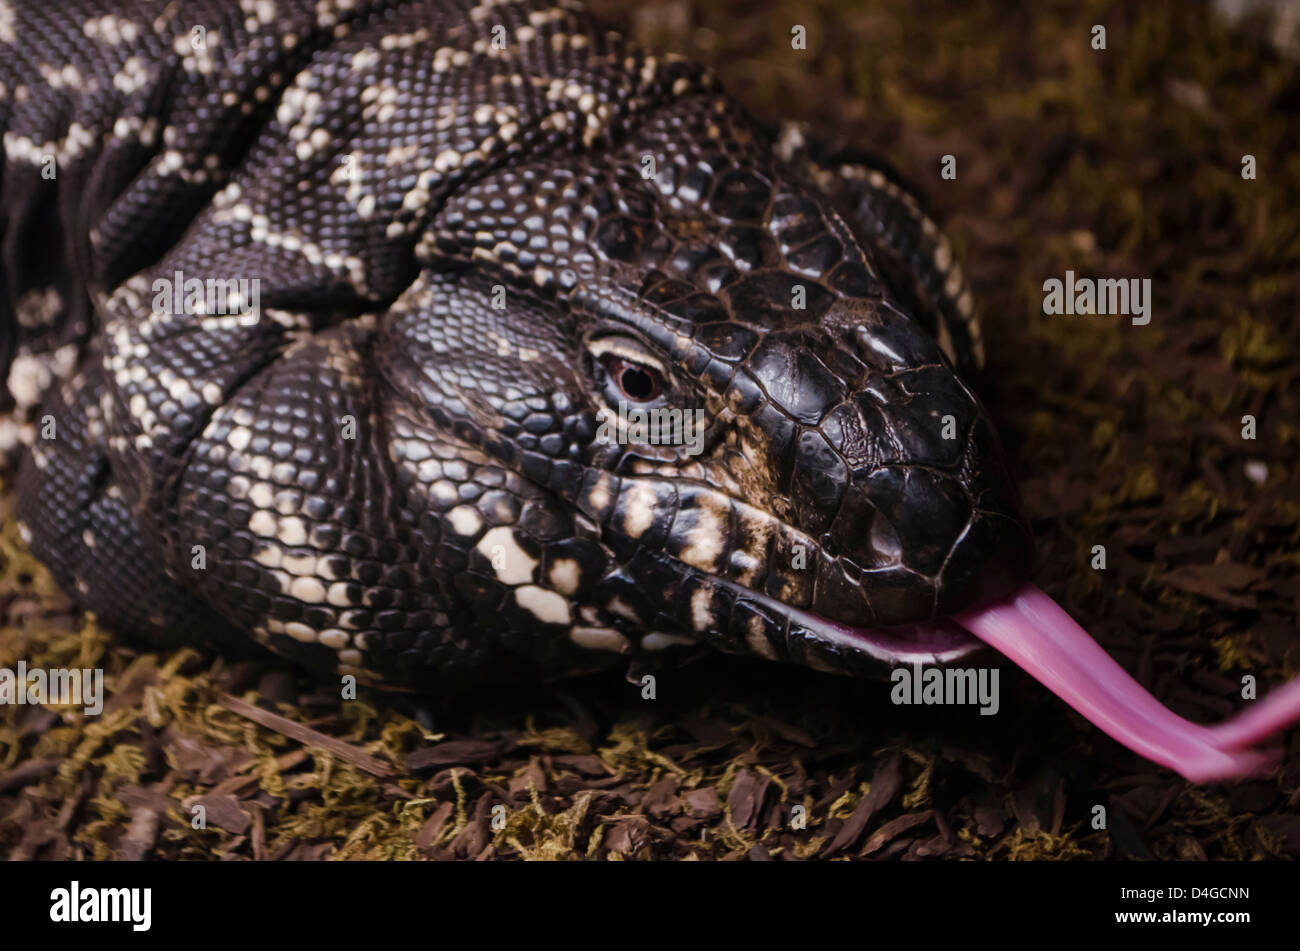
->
869, 511, 903, 563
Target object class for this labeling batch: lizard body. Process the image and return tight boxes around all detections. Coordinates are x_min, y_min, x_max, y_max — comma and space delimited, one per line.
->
5, 0, 1026, 691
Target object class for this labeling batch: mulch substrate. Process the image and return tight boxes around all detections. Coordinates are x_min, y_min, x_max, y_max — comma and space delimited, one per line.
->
2, 0, 1298, 860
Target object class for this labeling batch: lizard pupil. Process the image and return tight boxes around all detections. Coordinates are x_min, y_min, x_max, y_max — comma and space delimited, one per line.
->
604, 356, 661, 402
620, 365, 656, 400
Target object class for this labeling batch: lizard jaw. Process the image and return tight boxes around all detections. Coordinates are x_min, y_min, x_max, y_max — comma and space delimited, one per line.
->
722, 582, 984, 666
788, 606, 982, 666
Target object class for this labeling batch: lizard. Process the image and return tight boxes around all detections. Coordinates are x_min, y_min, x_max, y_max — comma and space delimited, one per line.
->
2, 0, 1298, 782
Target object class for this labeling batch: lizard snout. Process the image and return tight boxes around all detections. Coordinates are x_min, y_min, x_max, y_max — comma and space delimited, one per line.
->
747, 311, 1033, 629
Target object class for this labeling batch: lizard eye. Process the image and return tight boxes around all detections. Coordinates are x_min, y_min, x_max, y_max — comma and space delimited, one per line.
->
601, 354, 662, 402
587, 336, 669, 405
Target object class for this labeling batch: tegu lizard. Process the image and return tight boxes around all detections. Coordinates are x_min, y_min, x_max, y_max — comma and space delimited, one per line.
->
2, 0, 1298, 782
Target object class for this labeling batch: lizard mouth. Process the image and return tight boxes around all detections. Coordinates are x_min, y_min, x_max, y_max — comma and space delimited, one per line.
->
784, 602, 982, 666
715, 579, 982, 665
783, 583, 1300, 783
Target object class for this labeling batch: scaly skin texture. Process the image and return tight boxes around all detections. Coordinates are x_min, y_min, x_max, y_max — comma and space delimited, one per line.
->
3, 0, 1032, 691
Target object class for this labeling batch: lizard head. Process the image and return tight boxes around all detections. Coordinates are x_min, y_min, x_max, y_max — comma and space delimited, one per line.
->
405, 98, 1031, 677
564, 263, 1034, 675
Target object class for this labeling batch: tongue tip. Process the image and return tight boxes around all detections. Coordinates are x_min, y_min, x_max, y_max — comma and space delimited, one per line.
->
1177, 747, 1282, 784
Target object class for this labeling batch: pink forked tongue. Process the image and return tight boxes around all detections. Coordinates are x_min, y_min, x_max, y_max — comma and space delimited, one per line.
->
954, 585, 1300, 783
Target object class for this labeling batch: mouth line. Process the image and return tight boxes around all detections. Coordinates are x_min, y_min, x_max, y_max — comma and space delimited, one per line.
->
788, 604, 982, 665
719, 581, 983, 666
